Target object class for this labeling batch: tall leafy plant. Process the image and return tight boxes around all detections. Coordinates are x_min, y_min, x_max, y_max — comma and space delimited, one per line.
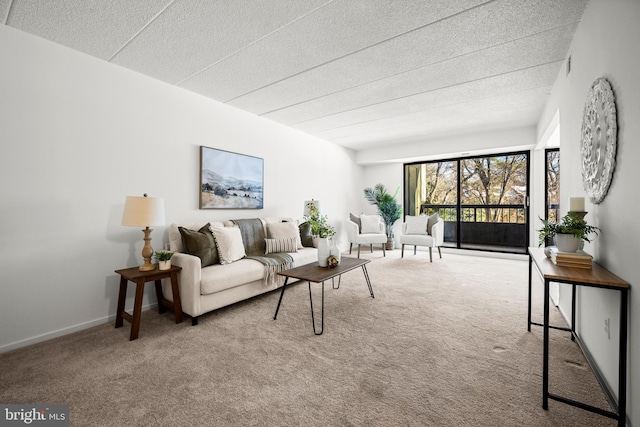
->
363, 184, 403, 238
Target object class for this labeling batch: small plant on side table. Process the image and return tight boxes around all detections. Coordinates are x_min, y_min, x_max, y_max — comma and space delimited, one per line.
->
154, 250, 174, 270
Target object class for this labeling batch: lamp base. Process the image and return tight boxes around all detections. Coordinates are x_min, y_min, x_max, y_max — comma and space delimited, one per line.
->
139, 227, 156, 271
139, 262, 156, 271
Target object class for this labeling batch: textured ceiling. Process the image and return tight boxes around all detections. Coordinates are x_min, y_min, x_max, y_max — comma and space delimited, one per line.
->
2, 0, 587, 151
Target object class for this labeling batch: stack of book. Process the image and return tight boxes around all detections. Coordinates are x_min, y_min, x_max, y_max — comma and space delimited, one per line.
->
549, 247, 592, 269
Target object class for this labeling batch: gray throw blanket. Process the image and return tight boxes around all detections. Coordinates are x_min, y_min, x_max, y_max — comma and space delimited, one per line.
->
232, 219, 294, 287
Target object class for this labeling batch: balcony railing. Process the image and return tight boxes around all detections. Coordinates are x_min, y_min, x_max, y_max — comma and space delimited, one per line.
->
420, 203, 526, 223
419, 203, 528, 251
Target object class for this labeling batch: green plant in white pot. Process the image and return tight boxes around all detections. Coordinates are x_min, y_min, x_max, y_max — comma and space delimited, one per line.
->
154, 250, 174, 270
303, 201, 336, 267
538, 212, 599, 252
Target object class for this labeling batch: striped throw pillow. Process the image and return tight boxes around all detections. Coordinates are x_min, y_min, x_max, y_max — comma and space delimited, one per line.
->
265, 237, 298, 254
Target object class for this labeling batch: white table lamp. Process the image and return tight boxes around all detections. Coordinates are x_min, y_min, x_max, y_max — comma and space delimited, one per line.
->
122, 194, 165, 271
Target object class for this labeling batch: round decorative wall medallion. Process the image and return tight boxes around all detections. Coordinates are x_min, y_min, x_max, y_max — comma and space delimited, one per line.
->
580, 77, 617, 204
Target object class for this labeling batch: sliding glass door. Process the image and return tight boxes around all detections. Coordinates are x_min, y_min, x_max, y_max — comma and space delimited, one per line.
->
404, 151, 530, 254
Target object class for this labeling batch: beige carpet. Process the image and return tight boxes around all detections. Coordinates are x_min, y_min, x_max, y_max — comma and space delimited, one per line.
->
0, 251, 616, 426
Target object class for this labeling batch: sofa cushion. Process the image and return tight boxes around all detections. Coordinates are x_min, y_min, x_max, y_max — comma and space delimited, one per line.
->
401, 234, 436, 246
405, 215, 429, 235
200, 260, 265, 295
288, 247, 318, 266
210, 225, 246, 265
178, 224, 219, 267
199, 247, 318, 295
265, 237, 298, 254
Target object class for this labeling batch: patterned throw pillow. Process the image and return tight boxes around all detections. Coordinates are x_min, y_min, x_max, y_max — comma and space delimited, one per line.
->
209, 225, 246, 265
178, 223, 219, 267
265, 237, 299, 254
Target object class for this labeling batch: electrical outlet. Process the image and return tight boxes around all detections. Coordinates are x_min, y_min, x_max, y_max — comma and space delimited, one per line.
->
604, 318, 610, 340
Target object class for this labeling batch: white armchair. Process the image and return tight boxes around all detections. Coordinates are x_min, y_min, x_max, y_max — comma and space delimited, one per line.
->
399, 215, 444, 262
346, 214, 387, 258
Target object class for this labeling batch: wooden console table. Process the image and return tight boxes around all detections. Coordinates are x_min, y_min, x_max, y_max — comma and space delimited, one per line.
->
115, 265, 183, 340
528, 247, 629, 426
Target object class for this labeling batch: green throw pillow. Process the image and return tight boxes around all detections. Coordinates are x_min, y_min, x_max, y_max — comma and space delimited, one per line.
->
299, 221, 314, 247
178, 223, 219, 267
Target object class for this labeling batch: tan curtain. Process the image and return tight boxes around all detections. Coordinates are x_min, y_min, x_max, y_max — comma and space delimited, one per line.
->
414, 166, 423, 216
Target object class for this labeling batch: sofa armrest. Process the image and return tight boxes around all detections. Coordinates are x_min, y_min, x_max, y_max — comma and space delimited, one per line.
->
168, 252, 201, 317
430, 219, 444, 246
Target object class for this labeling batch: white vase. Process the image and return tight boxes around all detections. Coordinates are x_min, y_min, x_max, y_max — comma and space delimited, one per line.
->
329, 239, 341, 264
158, 260, 171, 270
317, 237, 330, 267
555, 234, 580, 252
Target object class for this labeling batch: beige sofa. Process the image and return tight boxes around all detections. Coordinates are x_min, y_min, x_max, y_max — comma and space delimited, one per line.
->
162, 218, 317, 325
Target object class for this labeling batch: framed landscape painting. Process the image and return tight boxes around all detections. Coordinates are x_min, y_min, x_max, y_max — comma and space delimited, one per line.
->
200, 146, 264, 209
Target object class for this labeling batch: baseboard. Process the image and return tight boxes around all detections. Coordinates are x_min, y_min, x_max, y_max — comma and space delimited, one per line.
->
0, 303, 157, 353
557, 304, 628, 426
573, 332, 626, 421
441, 247, 528, 261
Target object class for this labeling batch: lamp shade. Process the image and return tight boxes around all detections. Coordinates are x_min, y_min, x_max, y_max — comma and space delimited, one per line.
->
122, 195, 165, 227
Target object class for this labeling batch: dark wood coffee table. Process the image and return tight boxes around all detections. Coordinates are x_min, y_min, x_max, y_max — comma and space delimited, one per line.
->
273, 257, 374, 335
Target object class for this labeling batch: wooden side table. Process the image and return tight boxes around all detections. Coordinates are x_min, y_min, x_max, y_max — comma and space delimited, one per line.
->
115, 265, 183, 340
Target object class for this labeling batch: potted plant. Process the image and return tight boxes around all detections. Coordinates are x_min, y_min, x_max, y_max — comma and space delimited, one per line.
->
538, 212, 599, 252
303, 202, 336, 267
154, 250, 174, 270
363, 184, 403, 249
303, 202, 336, 241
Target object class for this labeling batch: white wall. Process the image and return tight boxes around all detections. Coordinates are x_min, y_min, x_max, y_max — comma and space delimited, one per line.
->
537, 1, 640, 423
0, 25, 361, 352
